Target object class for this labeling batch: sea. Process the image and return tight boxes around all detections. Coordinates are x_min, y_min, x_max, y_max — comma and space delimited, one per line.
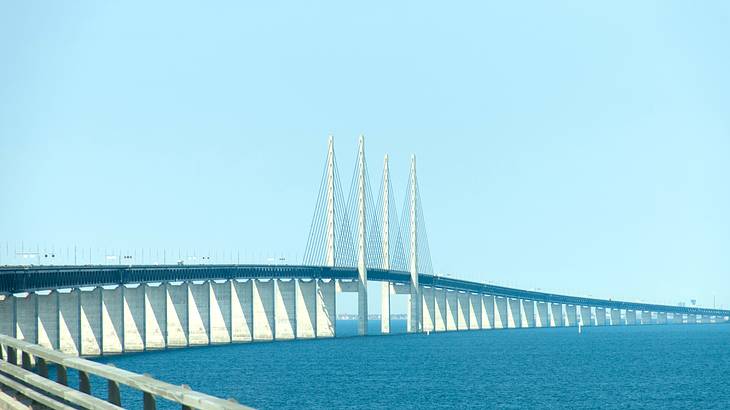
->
85, 321, 730, 409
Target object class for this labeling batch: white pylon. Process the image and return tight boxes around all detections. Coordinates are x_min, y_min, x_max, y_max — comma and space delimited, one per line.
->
408, 155, 421, 333
356, 135, 368, 335
325, 136, 335, 267
381, 154, 391, 334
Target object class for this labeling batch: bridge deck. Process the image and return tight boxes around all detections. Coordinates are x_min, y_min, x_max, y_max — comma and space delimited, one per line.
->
1, 264, 727, 316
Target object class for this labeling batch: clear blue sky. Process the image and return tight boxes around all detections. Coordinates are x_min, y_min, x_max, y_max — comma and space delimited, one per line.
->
1, 1, 729, 311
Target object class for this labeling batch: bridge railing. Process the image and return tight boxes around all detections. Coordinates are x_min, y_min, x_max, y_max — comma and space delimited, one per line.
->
0, 334, 251, 410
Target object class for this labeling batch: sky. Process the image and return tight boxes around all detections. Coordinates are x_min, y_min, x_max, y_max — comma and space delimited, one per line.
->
1, 1, 729, 312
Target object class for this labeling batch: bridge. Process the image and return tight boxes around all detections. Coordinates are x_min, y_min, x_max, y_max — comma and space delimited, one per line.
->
0, 137, 728, 407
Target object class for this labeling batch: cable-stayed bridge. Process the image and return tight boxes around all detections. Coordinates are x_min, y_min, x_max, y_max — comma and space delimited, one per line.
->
1, 136, 728, 358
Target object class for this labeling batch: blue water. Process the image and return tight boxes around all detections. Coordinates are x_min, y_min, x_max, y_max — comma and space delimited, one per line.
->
89, 322, 730, 409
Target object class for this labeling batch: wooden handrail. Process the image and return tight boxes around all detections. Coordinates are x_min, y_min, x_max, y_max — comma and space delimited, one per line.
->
0, 334, 253, 410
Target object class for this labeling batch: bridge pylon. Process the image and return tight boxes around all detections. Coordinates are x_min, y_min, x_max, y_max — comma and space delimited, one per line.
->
381, 154, 391, 334
356, 135, 368, 335
408, 155, 422, 333
325, 136, 336, 267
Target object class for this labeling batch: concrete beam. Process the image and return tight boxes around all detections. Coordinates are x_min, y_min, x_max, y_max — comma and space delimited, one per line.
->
656, 312, 667, 325
0, 296, 13, 339
610, 309, 622, 326
579, 306, 592, 326
595, 307, 606, 326
640, 311, 652, 325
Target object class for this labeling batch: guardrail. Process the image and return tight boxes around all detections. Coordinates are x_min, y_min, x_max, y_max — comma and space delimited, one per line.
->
0, 334, 252, 409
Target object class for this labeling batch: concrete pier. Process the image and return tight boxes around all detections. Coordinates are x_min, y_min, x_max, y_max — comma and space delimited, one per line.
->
521, 300, 535, 328
549, 303, 563, 327
481, 295, 494, 329
565, 305, 577, 327
507, 298, 521, 328
1, 274, 727, 358
610, 309, 621, 326
626, 310, 637, 325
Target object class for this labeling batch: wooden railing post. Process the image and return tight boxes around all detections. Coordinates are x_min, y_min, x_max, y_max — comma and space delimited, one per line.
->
79, 370, 91, 394
21, 351, 32, 370
37, 357, 49, 378
143, 392, 156, 410
108, 379, 121, 406
57, 364, 68, 386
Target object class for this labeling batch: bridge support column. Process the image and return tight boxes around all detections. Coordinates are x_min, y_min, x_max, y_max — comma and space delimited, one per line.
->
253, 279, 275, 341
521, 300, 535, 328
274, 280, 296, 340
656, 312, 667, 325
15, 293, 36, 344
124, 284, 146, 350
434, 288, 446, 332
187, 282, 209, 345
421, 286, 435, 332
507, 298, 521, 329
80, 288, 102, 355
687, 314, 697, 324
640, 311, 652, 325
231, 280, 253, 342
381, 282, 390, 334
144, 284, 166, 349
102, 286, 124, 352
58, 289, 80, 355
316, 279, 336, 337
457, 292, 469, 330
549, 303, 563, 327
165, 282, 188, 347
481, 295, 494, 329
494, 297, 508, 329
671, 313, 683, 324
535, 302, 549, 328
701, 315, 711, 324
468, 293, 482, 330
296, 279, 316, 339
610, 309, 622, 325
445, 291, 458, 331
565, 305, 577, 327
626, 310, 636, 325
579, 306, 592, 326
595, 307, 606, 326
210, 281, 232, 344
0, 295, 14, 340
37, 291, 59, 350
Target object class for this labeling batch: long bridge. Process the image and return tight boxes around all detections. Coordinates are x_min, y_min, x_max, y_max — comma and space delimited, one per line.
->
1, 137, 728, 408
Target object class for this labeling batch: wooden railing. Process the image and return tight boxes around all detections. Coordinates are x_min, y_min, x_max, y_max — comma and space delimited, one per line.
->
0, 334, 252, 409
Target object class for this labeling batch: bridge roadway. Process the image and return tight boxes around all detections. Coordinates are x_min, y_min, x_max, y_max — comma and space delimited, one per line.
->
2, 264, 727, 317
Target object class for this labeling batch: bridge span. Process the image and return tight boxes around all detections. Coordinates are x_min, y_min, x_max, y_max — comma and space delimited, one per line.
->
1, 263, 727, 357
2, 136, 728, 358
